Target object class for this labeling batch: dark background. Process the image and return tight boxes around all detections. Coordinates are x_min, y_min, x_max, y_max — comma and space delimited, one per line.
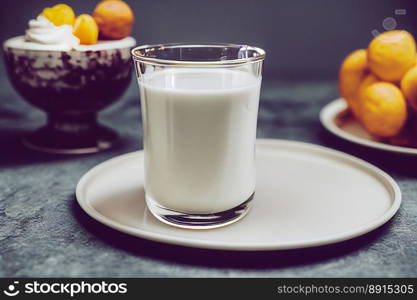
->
1, 0, 417, 79
1, 0, 417, 278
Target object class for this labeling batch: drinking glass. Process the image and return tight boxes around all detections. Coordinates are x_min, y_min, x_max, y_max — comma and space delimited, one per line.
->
132, 43, 265, 229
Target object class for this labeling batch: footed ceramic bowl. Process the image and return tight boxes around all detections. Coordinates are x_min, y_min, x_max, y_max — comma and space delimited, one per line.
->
3, 36, 136, 154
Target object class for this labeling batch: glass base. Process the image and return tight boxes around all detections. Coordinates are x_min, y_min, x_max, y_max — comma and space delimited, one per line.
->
146, 192, 254, 229
22, 112, 119, 154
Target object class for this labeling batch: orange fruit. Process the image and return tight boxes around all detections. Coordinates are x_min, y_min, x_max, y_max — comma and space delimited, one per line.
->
359, 82, 407, 137
41, 4, 75, 26
339, 49, 368, 118
358, 73, 379, 101
93, 0, 134, 39
401, 65, 417, 110
355, 73, 379, 122
73, 14, 99, 45
368, 30, 416, 82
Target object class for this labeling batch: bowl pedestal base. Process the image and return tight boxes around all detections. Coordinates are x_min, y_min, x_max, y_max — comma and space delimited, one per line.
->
22, 112, 119, 154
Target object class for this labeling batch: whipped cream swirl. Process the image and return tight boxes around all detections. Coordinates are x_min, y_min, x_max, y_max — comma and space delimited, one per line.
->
25, 16, 79, 48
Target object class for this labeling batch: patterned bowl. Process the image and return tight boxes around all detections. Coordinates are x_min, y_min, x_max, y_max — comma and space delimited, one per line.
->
3, 36, 136, 154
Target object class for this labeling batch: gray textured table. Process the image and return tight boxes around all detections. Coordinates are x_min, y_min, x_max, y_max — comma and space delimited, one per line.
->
1, 74, 416, 277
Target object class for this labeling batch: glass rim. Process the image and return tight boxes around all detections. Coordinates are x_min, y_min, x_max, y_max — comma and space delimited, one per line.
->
131, 43, 266, 66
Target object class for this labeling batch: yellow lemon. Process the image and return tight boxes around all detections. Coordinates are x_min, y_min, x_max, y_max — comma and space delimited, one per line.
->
368, 30, 416, 82
338, 49, 368, 118
401, 65, 417, 110
41, 4, 75, 26
73, 14, 99, 45
360, 82, 407, 137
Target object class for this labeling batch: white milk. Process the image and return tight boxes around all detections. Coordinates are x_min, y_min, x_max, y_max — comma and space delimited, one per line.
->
139, 68, 261, 214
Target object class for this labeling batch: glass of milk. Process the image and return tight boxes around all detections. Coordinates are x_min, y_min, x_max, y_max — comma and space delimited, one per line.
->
132, 44, 265, 229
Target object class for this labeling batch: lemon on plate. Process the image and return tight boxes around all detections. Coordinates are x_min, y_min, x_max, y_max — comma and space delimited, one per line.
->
339, 49, 369, 118
368, 30, 416, 82
359, 82, 407, 137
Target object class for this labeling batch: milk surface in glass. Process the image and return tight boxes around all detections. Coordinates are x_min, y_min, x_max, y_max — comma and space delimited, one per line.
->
139, 68, 261, 214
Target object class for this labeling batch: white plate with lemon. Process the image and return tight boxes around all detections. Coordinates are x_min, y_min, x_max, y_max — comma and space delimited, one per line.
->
320, 98, 417, 154
321, 30, 417, 154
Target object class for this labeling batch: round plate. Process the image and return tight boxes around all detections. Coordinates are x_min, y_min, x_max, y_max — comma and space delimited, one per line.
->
76, 139, 401, 251
320, 98, 417, 155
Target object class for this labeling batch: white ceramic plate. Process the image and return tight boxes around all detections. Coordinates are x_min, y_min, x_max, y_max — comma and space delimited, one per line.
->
76, 139, 401, 251
320, 98, 417, 155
